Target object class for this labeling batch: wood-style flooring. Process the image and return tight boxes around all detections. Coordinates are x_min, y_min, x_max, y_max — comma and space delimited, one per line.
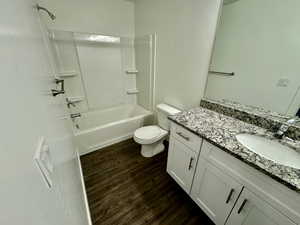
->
80, 139, 214, 225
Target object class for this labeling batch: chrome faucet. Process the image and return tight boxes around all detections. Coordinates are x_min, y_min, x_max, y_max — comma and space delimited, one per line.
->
70, 113, 81, 130
70, 113, 81, 119
274, 116, 300, 139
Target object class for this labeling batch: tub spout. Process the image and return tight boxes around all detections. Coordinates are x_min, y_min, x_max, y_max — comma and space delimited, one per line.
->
70, 113, 81, 119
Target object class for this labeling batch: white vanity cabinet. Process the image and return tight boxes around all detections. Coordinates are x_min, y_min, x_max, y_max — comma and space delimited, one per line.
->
167, 122, 300, 225
167, 123, 202, 194
167, 138, 197, 193
226, 187, 296, 225
191, 158, 243, 225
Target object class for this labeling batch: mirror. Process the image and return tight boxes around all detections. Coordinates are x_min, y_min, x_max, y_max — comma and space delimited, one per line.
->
205, 0, 300, 116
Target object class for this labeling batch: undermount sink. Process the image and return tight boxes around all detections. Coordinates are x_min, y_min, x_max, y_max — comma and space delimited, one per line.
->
236, 133, 300, 169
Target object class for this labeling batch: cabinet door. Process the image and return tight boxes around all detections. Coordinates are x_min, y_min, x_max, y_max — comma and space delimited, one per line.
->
167, 137, 197, 194
191, 159, 243, 225
226, 188, 296, 225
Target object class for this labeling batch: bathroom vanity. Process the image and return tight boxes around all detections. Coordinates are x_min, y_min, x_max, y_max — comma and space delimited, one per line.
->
167, 106, 300, 225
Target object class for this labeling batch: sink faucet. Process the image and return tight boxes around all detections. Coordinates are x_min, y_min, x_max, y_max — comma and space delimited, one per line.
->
274, 116, 300, 139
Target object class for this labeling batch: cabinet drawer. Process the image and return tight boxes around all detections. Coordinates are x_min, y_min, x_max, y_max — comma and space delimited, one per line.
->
171, 123, 202, 153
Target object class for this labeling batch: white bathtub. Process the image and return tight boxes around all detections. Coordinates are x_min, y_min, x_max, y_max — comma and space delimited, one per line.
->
75, 104, 153, 155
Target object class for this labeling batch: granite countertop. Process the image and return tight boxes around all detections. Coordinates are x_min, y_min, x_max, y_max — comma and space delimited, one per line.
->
200, 98, 300, 141
169, 107, 300, 192
203, 98, 293, 123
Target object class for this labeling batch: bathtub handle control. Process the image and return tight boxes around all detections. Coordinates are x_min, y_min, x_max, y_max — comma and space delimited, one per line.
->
70, 113, 81, 130
51, 79, 65, 97
66, 98, 77, 108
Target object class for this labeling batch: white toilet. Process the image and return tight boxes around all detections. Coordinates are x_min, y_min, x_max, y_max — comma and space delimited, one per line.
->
134, 103, 181, 157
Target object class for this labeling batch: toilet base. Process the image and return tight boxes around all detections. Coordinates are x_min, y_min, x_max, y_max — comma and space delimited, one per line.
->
141, 140, 165, 158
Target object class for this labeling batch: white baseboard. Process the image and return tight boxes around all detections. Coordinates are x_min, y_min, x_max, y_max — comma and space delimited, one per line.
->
80, 133, 134, 156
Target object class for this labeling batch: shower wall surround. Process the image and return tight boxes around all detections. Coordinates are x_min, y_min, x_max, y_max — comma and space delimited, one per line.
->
75, 35, 135, 111
135, 35, 156, 111
49, 30, 155, 114
48, 30, 155, 154
49, 30, 89, 113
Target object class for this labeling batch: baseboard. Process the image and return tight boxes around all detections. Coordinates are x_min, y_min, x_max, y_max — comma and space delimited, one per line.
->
80, 133, 134, 156
76, 150, 93, 225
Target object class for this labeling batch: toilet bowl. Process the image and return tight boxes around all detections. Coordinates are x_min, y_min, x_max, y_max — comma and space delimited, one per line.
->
134, 125, 168, 157
133, 103, 181, 157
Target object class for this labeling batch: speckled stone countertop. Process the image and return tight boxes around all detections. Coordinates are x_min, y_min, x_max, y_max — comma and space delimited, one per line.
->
200, 98, 300, 141
169, 107, 300, 192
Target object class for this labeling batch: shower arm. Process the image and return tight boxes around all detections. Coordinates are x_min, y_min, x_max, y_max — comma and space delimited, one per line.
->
36, 4, 56, 20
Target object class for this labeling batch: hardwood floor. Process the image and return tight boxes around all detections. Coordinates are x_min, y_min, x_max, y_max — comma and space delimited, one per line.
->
80, 139, 214, 225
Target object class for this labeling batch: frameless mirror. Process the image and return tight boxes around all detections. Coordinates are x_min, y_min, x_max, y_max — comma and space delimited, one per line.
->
205, 0, 300, 117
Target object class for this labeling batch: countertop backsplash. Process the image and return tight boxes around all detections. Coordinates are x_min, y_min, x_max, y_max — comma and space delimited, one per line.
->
200, 98, 300, 141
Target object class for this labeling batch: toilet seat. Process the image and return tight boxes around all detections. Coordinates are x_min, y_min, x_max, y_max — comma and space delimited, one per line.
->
134, 125, 168, 145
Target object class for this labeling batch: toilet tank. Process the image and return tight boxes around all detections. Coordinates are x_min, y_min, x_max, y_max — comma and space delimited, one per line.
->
157, 104, 181, 130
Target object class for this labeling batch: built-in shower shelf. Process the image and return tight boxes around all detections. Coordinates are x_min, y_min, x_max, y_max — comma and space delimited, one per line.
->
126, 89, 139, 95
57, 71, 79, 78
125, 69, 138, 74
66, 96, 85, 103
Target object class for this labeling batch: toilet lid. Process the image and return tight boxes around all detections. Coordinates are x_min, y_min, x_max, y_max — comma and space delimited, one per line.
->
134, 126, 162, 140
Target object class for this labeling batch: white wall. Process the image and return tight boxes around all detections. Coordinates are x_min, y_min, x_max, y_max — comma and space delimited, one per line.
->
76, 40, 125, 110
135, 0, 222, 110
206, 0, 300, 115
38, 0, 135, 37
41, 0, 222, 111
0, 0, 89, 224
40, 0, 137, 112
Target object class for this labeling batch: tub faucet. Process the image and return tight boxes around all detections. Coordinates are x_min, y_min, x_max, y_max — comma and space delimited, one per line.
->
274, 116, 300, 139
70, 113, 81, 130
66, 98, 77, 108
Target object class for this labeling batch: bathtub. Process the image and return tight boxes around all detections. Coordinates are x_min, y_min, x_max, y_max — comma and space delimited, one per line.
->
74, 104, 153, 155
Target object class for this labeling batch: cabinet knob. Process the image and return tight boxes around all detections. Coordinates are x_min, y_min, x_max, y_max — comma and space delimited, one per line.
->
188, 157, 194, 170
237, 199, 248, 214
226, 189, 235, 204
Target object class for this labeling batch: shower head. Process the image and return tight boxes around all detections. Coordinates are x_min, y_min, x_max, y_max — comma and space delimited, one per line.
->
36, 4, 56, 20
223, 0, 240, 5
